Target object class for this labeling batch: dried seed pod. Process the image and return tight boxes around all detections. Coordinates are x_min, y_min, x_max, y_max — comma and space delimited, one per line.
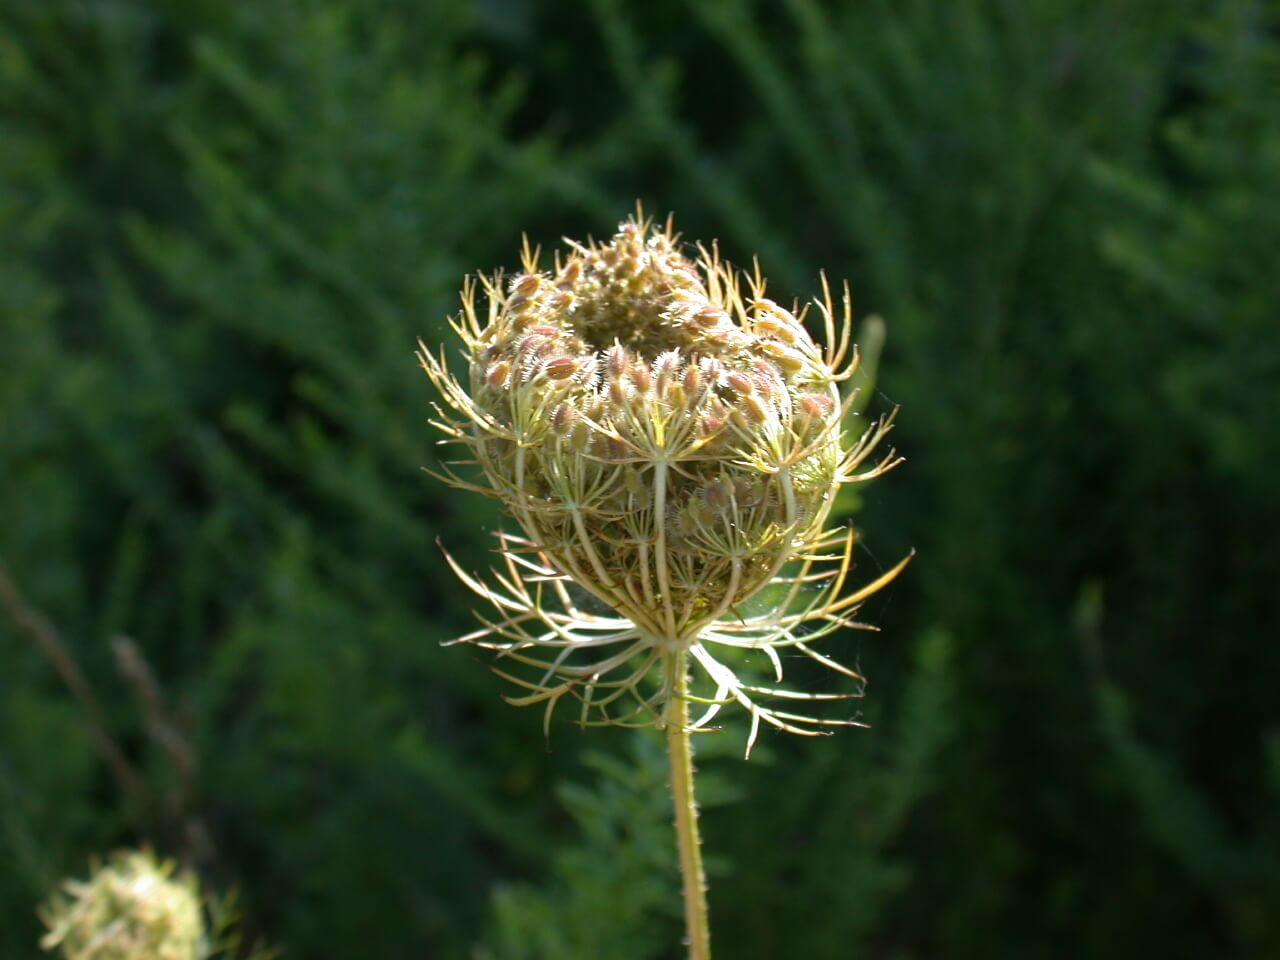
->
701, 477, 733, 514
558, 257, 583, 287
799, 393, 834, 420
511, 273, 542, 297
760, 340, 807, 374
629, 360, 652, 394
742, 393, 770, 424
543, 357, 579, 380
609, 376, 631, 407
682, 364, 702, 396
726, 371, 754, 396
607, 343, 629, 377
551, 402, 577, 435
485, 360, 512, 388
506, 273, 543, 311
694, 305, 726, 328
754, 316, 798, 344
569, 419, 592, 451
751, 359, 783, 399
654, 350, 681, 395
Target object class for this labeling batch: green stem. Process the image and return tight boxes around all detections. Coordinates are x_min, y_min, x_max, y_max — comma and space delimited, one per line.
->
668, 649, 711, 959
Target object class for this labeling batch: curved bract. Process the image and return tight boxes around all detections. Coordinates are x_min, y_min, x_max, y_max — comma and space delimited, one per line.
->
421, 213, 907, 754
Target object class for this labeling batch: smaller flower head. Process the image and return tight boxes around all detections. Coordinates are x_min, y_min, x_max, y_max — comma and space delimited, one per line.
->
39, 850, 205, 960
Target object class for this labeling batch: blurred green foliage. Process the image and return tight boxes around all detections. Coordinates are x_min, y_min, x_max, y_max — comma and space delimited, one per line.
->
1, 1, 1277, 957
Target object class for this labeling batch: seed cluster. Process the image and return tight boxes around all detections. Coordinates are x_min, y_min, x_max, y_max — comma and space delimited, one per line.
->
437, 217, 848, 642
422, 213, 905, 745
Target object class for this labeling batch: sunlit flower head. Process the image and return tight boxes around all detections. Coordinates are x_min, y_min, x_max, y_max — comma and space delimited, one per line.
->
420, 211, 907, 755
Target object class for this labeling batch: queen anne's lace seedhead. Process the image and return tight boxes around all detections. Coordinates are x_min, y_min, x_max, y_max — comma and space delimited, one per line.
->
421, 212, 908, 755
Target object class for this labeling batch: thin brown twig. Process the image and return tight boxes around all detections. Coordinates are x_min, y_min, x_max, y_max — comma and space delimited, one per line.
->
112, 635, 215, 865
112, 636, 198, 806
0, 559, 144, 803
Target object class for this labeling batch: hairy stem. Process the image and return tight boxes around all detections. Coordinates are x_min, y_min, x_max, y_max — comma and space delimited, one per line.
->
668, 648, 711, 959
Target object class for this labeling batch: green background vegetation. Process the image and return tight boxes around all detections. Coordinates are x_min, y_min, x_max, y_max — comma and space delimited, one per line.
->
2, 1, 1277, 957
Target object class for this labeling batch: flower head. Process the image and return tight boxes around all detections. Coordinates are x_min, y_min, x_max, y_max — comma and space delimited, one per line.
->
421, 212, 907, 754
39, 850, 205, 960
